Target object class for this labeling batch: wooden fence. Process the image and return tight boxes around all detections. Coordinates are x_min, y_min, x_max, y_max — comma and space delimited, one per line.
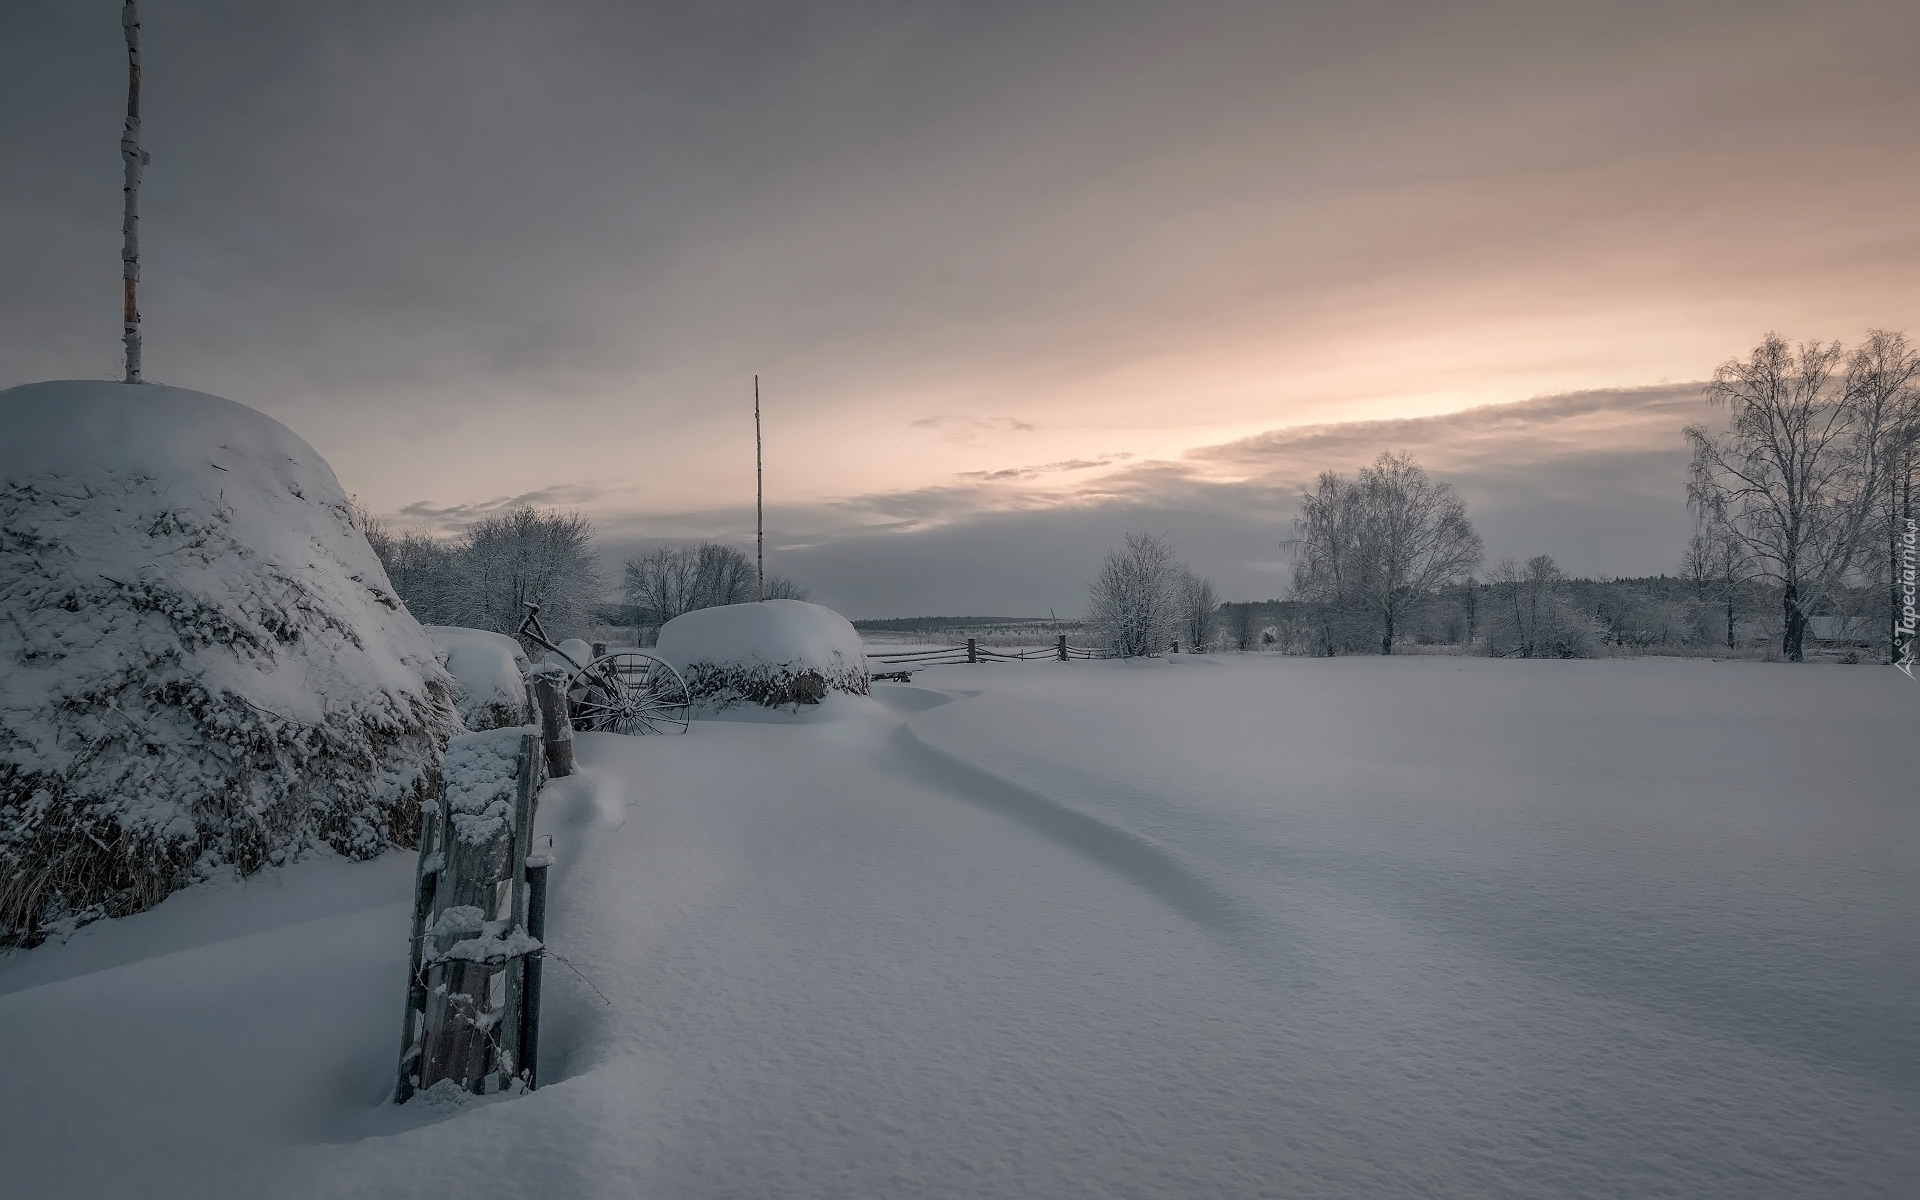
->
394, 671, 572, 1103
866, 634, 1119, 678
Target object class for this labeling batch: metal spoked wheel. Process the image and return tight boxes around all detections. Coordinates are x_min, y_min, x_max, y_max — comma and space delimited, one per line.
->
567, 651, 692, 735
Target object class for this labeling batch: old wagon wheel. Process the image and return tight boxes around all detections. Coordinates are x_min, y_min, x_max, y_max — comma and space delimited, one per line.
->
567, 651, 692, 735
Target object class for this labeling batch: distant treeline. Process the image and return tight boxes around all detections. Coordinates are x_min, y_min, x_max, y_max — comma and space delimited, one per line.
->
1219, 568, 1885, 661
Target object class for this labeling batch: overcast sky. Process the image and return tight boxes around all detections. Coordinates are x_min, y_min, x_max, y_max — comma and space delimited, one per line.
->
4, 0, 1916, 615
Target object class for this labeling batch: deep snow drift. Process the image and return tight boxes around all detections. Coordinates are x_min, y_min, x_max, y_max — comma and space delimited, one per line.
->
425, 625, 530, 731
0, 380, 457, 946
0, 655, 1913, 1197
656, 599, 868, 706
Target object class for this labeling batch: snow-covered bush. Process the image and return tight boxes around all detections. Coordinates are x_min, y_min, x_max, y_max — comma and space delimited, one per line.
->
0, 380, 460, 947
1484, 555, 1604, 658
424, 626, 529, 731
655, 600, 868, 708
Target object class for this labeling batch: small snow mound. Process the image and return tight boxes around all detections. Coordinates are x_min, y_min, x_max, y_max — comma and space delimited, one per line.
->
656, 600, 869, 708
0, 380, 460, 947
425, 627, 529, 731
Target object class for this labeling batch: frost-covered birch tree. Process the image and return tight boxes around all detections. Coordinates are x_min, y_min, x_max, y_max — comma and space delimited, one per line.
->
1089, 532, 1179, 657
1290, 453, 1481, 654
119, 0, 147, 383
1178, 568, 1217, 652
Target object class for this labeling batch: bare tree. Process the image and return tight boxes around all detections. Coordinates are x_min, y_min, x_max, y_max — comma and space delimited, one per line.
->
1177, 569, 1217, 651
1224, 601, 1260, 651
1089, 532, 1179, 657
1290, 452, 1481, 654
623, 544, 701, 623
1847, 332, 1920, 662
1687, 332, 1906, 661
695, 543, 757, 608
376, 529, 463, 627
1683, 500, 1755, 652
622, 541, 774, 624
1486, 555, 1598, 658
1289, 469, 1369, 654
764, 574, 810, 601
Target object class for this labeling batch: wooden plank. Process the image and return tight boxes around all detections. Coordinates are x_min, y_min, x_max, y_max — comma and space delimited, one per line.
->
392, 798, 442, 1104
519, 861, 549, 1090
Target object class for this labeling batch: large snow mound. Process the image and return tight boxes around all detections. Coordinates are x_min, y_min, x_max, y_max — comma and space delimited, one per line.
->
424, 626, 529, 731
0, 380, 459, 947
656, 599, 869, 707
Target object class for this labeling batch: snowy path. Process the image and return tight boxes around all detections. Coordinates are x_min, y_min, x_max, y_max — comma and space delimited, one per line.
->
2, 657, 1914, 1197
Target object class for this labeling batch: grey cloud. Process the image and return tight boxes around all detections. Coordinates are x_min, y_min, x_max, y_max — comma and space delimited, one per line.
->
397, 483, 606, 529
958, 454, 1130, 481
584, 385, 1706, 614
1183, 385, 1704, 482
6, 0, 1911, 615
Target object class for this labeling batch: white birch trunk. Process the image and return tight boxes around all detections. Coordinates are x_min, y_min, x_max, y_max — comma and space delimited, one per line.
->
121, 1, 146, 383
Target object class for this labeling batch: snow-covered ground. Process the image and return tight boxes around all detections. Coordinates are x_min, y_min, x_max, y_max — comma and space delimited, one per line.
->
2, 656, 1913, 1198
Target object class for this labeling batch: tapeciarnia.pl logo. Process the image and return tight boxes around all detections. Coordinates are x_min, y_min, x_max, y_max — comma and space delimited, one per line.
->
1898, 517, 1916, 679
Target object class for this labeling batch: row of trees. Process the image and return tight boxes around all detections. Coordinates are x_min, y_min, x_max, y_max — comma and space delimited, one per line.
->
365, 507, 604, 641
1104, 330, 1916, 664
620, 542, 806, 623
1219, 567, 1784, 659
365, 509, 806, 647
1088, 458, 1494, 659
1087, 532, 1219, 656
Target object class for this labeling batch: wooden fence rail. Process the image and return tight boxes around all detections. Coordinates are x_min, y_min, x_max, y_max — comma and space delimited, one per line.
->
866, 635, 1119, 666
865, 635, 1119, 678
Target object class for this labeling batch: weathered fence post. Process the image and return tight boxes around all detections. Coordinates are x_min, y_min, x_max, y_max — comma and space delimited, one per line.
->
530, 666, 574, 778
394, 800, 442, 1105
967, 637, 978, 664
1057, 634, 1068, 662
519, 856, 549, 1090
397, 727, 548, 1101
591, 641, 607, 660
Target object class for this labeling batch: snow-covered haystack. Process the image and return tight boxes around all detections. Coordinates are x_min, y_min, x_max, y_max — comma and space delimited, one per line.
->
0, 380, 460, 947
656, 599, 868, 708
424, 626, 529, 731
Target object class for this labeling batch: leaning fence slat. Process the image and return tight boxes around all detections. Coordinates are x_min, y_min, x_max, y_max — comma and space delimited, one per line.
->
393, 801, 443, 1104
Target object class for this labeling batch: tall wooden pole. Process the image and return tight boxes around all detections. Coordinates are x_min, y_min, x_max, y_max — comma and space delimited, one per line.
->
755, 375, 764, 601
120, 0, 146, 383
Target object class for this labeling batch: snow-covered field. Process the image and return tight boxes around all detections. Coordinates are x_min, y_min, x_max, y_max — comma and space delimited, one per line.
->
2, 656, 1913, 1198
